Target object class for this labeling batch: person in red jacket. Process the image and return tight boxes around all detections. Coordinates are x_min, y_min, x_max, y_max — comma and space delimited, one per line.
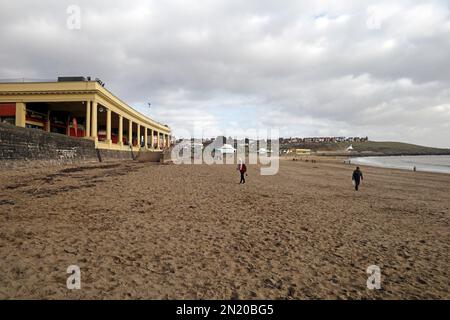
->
237, 159, 247, 184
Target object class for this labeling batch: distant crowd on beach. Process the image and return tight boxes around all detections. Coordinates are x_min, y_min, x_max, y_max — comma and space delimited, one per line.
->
292, 158, 317, 163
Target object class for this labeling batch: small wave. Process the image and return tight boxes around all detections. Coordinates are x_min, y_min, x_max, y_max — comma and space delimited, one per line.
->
351, 155, 450, 174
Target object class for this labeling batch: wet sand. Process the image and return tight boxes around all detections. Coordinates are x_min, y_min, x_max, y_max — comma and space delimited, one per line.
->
0, 158, 449, 299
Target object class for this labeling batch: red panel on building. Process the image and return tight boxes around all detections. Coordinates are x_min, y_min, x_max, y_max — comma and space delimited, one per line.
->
0, 103, 16, 116
69, 128, 84, 137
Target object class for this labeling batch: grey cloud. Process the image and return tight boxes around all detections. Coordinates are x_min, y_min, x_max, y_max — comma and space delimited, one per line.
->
0, 0, 449, 147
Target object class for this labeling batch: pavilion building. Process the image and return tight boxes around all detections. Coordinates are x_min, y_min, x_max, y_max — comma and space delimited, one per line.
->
0, 77, 171, 152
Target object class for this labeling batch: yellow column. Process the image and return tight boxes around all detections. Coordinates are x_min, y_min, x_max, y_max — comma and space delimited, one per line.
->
128, 120, 133, 147
153, 129, 156, 149
106, 108, 112, 145
118, 115, 123, 146
137, 124, 141, 148
91, 101, 98, 138
149, 128, 153, 149
15, 102, 26, 127
144, 127, 148, 149
157, 131, 160, 150
85, 101, 91, 137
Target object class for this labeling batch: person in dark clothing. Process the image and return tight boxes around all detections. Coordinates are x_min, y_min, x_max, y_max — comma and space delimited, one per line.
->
237, 160, 247, 184
352, 167, 364, 191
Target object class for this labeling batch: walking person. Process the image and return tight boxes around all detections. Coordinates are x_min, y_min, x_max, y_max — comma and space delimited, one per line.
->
352, 166, 364, 191
237, 159, 247, 184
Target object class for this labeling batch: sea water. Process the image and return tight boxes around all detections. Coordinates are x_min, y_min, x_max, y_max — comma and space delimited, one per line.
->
351, 155, 450, 174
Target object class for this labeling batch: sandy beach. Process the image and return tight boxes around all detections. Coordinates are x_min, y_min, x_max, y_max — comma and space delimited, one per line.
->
0, 158, 449, 299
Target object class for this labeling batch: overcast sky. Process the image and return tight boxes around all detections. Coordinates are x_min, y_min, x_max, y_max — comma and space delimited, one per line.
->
1, 1, 449, 147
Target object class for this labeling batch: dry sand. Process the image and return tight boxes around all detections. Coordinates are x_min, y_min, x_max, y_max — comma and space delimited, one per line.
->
0, 158, 449, 299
